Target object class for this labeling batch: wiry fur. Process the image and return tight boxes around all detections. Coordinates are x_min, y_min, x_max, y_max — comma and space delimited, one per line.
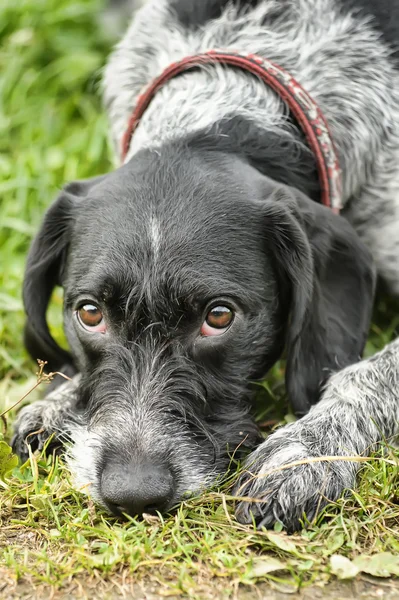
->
104, 0, 399, 289
105, 0, 399, 203
12, 0, 399, 531
236, 339, 399, 529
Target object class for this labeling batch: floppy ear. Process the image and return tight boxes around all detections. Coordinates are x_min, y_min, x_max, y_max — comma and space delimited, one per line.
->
263, 187, 376, 415
23, 175, 107, 372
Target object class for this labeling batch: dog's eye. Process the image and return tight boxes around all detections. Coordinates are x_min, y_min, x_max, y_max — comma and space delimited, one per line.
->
201, 306, 234, 336
77, 303, 106, 333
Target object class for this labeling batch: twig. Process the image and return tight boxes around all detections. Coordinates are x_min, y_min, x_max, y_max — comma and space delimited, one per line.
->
235, 454, 398, 495
0, 360, 71, 432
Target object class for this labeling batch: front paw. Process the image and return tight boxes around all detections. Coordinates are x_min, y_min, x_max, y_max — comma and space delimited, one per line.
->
11, 376, 81, 462
11, 401, 65, 463
234, 428, 357, 532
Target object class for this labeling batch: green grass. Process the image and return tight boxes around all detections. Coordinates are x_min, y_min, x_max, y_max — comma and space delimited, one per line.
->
1, 1, 399, 597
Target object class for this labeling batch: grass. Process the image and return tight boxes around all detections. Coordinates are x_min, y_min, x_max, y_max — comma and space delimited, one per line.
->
0, 1, 399, 597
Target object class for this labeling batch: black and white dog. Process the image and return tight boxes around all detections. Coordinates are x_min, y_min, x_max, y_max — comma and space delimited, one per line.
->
13, 0, 399, 531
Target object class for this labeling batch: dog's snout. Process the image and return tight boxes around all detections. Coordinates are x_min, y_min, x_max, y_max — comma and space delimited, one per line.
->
100, 460, 175, 517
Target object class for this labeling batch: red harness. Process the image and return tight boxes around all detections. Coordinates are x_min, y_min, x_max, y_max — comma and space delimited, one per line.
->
121, 50, 343, 213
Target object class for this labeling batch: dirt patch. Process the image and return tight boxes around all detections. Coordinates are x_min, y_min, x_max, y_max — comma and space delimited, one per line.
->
2, 572, 399, 600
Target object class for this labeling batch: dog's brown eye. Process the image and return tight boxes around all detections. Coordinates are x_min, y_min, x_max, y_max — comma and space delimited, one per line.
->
201, 305, 234, 337
206, 306, 233, 328
77, 304, 106, 332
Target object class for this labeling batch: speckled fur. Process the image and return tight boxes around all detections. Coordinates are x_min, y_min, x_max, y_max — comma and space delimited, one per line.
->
103, 0, 399, 527
104, 0, 399, 292
13, 0, 399, 530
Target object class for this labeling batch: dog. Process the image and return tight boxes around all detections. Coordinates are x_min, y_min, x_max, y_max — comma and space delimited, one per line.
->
12, 0, 399, 532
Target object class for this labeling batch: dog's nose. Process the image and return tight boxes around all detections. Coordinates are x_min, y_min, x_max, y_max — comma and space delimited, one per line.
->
100, 461, 174, 517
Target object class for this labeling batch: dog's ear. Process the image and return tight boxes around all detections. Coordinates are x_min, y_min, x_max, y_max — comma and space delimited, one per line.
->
262, 187, 375, 415
23, 175, 107, 372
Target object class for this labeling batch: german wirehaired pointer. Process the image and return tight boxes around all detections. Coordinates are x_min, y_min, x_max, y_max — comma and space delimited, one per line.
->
12, 0, 399, 531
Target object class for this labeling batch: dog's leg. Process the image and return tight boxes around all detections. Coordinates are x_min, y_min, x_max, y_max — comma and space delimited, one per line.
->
235, 338, 399, 532
11, 374, 81, 462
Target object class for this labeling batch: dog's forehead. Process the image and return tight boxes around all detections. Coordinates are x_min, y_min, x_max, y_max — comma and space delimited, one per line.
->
71, 200, 265, 294
64, 147, 274, 307
71, 151, 266, 271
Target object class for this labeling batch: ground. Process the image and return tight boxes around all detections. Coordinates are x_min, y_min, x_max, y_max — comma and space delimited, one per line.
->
0, 1, 399, 598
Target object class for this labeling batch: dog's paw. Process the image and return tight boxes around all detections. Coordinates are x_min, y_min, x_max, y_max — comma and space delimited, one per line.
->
11, 400, 66, 463
233, 423, 357, 532
11, 376, 81, 462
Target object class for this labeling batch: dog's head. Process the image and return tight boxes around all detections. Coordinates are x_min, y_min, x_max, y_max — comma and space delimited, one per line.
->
23, 140, 375, 515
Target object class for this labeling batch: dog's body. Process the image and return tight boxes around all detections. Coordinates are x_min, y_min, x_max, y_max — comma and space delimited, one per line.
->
12, 0, 399, 530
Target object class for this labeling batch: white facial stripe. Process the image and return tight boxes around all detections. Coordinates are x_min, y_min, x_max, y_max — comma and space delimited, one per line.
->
150, 215, 161, 257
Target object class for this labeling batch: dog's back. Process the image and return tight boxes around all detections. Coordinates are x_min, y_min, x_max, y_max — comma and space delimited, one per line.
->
104, 0, 399, 203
